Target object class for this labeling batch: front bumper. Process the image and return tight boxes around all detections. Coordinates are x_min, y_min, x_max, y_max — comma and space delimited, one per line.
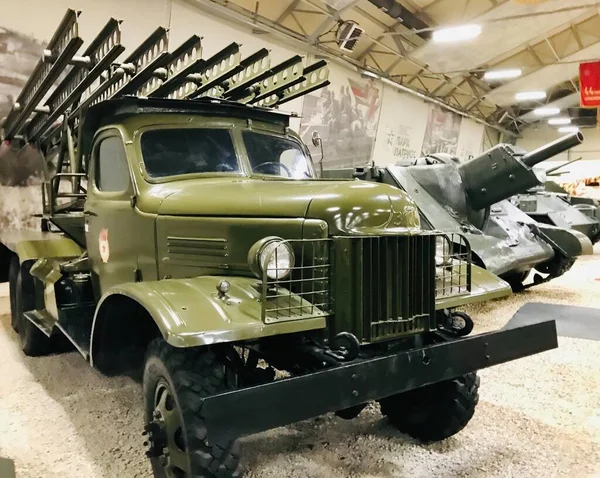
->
202, 319, 558, 441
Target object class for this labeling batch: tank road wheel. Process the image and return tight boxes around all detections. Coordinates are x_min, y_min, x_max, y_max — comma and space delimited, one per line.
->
378, 372, 480, 442
503, 270, 530, 292
143, 339, 241, 478
8, 256, 20, 332
15, 261, 50, 356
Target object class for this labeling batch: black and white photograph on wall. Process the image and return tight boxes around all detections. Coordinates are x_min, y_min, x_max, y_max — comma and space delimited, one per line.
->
299, 76, 382, 169
0, 26, 46, 229
421, 104, 462, 156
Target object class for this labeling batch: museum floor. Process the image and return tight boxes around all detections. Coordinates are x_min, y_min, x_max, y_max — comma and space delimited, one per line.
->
0, 246, 599, 478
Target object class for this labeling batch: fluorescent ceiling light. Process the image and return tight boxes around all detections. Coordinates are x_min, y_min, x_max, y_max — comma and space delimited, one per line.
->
483, 69, 522, 80
548, 117, 571, 125
558, 126, 579, 133
515, 91, 546, 101
533, 107, 560, 116
432, 24, 481, 43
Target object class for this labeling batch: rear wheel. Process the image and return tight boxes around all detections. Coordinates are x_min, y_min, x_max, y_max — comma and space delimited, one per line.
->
143, 339, 241, 478
378, 372, 480, 442
16, 261, 50, 356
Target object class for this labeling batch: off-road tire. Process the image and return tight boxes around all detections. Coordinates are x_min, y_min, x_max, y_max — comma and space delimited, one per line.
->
16, 261, 50, 356
378, 372, 480, 442
143, 338, 241, 478
8, 256, 20, 332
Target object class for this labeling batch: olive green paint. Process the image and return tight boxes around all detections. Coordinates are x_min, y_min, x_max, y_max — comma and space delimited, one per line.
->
0, 229, 82, 262
91, 276, 327, 351
436, 264, 511, 309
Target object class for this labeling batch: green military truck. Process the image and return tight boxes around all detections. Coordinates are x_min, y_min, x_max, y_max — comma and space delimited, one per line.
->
0, 10, 558, 478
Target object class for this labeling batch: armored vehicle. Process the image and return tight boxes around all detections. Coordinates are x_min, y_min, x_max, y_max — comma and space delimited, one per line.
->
513, 159, 600, 244
325, 134, 592, 290
0, 10, 558, 478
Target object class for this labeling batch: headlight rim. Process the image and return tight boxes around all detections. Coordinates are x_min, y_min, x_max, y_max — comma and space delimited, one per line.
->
248, 236, 295, 281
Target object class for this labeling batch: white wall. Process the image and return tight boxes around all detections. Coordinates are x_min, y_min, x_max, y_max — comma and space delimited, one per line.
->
517, 124, 600, 181
371, 88, 428, 166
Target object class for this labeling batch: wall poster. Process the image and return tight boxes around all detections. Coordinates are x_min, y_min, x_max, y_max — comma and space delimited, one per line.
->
299, 66, 382, 170
0, 26, 46, 230
420, 104, 463, 157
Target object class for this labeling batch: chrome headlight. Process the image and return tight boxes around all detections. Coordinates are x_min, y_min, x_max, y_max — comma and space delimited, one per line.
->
248, 237, 295, 280
435, 235, 452, 267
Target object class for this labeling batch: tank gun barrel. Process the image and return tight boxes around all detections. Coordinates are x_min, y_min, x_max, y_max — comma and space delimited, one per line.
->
545, 156, 583, 175
459, 132, 584, 211
521, 132, 583, 167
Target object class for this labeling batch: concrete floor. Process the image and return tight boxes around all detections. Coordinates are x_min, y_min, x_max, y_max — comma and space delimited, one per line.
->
0, 248, 599, 478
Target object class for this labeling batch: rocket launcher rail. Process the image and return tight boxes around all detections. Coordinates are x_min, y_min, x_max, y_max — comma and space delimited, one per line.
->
459, 132, 584, 211
1, 8, 330, 150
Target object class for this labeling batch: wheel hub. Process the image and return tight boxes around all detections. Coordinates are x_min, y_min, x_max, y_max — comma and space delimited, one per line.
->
144, 410, 168, 458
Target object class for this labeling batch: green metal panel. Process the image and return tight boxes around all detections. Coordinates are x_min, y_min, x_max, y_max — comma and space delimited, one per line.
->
331, 235, 436, 343
0, 229, 82, 262
91, 276, 327, 350
436, 264, 511, 309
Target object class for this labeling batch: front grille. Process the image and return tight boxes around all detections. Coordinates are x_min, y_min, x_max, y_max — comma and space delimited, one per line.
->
331, 235, 436, 343
257, 233, 472, 343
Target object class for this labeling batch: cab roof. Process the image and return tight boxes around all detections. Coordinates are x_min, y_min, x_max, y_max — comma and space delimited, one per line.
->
81, 96, 294, 157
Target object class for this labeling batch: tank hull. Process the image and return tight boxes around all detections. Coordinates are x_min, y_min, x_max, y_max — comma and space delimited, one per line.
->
514, 192, 600, 244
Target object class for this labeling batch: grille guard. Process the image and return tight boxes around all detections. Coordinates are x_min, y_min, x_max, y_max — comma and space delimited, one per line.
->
259, 233, 473, 339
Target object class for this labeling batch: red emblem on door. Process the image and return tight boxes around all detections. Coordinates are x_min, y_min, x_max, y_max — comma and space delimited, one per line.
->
99, 228, 110, 263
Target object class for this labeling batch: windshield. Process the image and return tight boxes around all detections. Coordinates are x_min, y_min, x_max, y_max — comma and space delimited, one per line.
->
243, 131, 314, 179
140, 128, 240, 178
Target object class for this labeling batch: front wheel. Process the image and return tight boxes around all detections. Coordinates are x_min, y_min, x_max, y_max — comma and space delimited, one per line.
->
143, 339, 241, 478
378, 372, 480, 442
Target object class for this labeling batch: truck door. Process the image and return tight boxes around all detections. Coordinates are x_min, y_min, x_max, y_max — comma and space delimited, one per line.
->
84, 130, 138, 297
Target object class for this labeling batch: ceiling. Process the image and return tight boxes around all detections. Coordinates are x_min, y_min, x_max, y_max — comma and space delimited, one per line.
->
187, 0, 600, 136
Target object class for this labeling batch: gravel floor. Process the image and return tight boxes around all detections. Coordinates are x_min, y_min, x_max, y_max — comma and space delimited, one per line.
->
0, 247, 599, 478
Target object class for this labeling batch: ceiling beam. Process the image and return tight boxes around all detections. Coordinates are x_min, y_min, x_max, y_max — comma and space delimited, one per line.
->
570, 23, 584, 49
276, 0, 301, 24
183, 0, 515, 136
307, 0, 361, 43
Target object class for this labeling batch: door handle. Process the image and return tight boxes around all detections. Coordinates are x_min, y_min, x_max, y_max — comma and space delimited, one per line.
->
83, 210, 98, 217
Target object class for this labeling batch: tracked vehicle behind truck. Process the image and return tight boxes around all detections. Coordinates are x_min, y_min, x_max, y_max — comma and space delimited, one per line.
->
513, 158, 600, 244
326, 134, 592, 290
0, 10, 558, 478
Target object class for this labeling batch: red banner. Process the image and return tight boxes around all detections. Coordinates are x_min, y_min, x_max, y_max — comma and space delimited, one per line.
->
580, 61, 600, 107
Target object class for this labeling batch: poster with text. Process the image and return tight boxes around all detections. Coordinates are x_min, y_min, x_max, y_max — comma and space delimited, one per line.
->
371, 88, 429, 166
421, 104, 462, 157
299, 65, 382, 170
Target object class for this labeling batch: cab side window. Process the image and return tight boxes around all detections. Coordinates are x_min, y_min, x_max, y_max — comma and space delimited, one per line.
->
96, 136, 130, 192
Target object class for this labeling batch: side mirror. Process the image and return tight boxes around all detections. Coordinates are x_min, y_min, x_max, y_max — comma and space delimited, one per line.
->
311, 131, 322, 147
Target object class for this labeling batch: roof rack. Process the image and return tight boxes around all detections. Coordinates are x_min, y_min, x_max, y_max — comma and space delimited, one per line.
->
1, 8, 330, 147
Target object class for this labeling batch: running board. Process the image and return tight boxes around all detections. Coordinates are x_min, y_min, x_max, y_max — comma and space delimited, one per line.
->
23, 305, 95, 359
23, 309, 54, 337
56, 305, 95, 360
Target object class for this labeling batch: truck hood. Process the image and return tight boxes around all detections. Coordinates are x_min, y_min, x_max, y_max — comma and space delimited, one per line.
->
151, 177, 420, 234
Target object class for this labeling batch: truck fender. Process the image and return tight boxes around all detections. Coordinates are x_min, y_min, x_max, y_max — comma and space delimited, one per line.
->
0, 232, 82, 282
89, 276, 327, 361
